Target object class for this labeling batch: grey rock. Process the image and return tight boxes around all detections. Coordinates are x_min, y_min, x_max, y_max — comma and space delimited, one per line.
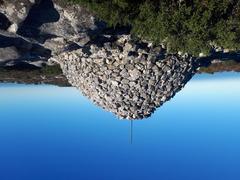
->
111, 80, 119, 86
129, 69, 141, 81
0, 0, 101, 67
56, 35, 196, 120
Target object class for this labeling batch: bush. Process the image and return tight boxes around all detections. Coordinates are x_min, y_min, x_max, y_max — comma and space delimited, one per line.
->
70, 0, 240, 56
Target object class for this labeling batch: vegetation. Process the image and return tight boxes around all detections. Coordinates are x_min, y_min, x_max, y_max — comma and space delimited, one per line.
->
199, 60, 240, 73
41, 65, 63, 75
0, 65, 70, 86
69, 0, 240, 56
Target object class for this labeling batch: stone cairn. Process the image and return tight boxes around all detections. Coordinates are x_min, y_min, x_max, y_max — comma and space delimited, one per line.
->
54, 35, 196, 119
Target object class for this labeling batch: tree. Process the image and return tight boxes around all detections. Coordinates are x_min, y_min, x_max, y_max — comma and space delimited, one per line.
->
70, 0, 240, 56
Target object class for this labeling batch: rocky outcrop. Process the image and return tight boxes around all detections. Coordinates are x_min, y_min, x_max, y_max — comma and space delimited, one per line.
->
56, 35, 196, 119
0, 0, 101, 67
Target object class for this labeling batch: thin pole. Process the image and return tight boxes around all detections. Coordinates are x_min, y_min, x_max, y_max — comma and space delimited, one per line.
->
130, 120, 133, 144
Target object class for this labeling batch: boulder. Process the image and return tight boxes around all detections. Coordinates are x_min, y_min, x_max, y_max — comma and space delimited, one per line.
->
0, 0, 101, 67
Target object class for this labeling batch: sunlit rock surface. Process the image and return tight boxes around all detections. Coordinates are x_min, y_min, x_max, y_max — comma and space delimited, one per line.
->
0, 0, 99, 67
56, 35, 197, 119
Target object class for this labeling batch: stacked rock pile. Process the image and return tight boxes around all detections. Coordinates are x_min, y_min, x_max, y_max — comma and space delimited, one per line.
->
55, 35, 196, 119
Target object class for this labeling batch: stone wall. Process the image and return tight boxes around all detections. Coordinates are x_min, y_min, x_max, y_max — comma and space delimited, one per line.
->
56, 35, 196, 119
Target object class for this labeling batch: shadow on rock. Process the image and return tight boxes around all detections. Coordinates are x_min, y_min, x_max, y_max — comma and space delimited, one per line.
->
17, 0, 60, 42
0, 12, 11, 30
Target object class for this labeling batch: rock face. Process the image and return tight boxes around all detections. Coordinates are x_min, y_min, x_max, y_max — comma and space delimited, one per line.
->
56, 35, 196, 119
0, 0, 100, 67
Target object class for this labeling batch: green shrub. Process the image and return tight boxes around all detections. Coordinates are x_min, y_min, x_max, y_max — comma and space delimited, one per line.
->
41, 65, 62, 75
69, 0, 240, 56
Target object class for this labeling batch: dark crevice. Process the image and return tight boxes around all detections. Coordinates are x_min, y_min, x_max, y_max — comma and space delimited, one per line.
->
64, 43, 82, 52
0, 12, 11, 30
86, 20, 131, 43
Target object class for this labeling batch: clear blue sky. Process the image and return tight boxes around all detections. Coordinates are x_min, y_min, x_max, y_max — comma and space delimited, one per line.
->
0, 72, 240, 180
